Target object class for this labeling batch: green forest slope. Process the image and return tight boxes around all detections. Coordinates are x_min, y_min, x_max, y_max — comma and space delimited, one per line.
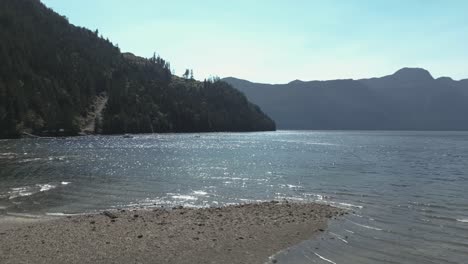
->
0, 0, 275, 138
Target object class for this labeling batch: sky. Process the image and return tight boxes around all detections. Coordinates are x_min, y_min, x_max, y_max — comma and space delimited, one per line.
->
42, 0, 468, 83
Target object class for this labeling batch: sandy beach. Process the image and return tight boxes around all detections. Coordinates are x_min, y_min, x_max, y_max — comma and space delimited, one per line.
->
0, 202, 344, 264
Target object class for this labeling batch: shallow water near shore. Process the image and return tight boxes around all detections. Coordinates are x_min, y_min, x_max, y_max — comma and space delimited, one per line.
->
1, 131, 468, 263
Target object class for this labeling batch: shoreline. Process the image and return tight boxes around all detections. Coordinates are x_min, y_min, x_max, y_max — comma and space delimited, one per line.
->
12, 129, 279, 140
0, 202, 344, 264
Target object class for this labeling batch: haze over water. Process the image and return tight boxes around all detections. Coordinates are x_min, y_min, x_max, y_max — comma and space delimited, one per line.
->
1, 131, 467, 263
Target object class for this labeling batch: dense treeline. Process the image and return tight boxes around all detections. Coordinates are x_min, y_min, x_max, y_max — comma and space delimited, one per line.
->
102, 54, 274, 133
0, 0, 275, 138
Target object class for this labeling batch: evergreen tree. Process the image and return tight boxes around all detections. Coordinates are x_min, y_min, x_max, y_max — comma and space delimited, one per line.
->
183, 69, 190, 79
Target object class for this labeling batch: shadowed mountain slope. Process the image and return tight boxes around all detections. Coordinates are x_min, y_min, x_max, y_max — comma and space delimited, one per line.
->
224, 68, 468, 130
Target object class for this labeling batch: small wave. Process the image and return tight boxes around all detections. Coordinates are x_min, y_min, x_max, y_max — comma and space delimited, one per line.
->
47, 156, 67, 161
171, 195, 197, 201
208, 176, 249, 181
230, 177, 248, 181
125, 197, 208, 209
430, 177, 457, 182
306, 142, 339, 146
6, 182, 66, 199
390, 183, 409, 187
45, 212, 81, 216
329, 232, 348, 244
7, 187, 35, 199
409, 201, 448, 209
347, 219, 383, 231
327, 201, 363, 209
0, 153, 16, 159
303, 193, 327, 201
337, 202, 363, 209
457, 218, 468, 223
17, 157, 43, 163
61, 182, 71, 185
278, 184, 303, 189
424, 214, 461, 222
38, 184, 56, 192
238, 198, 267, 203
192, 190, 208, 196
313, 253, 337, 264
274, 139, 339, 146
17, 156, 68, 163
274, 196, 306, 202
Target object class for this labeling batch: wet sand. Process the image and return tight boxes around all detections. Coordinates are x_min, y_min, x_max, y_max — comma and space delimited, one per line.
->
0, 202, 344, 264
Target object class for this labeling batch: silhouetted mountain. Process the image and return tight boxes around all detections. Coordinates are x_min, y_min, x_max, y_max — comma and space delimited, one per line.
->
224, 68, 468, 131
0, 0, 275, 138
392, 67, 434, 82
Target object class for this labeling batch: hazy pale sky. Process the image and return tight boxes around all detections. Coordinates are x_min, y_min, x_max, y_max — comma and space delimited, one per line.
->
42, 0, 468, 83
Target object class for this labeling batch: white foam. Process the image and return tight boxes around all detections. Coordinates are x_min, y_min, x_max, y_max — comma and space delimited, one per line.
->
45, 212, 67, 216
18, 158, 42, 163
0, 153, 16, 159
129, 197, 207, 209
61, 182, 71, 185
457, 218, 468, 223
238, 198, 266, 203
193, 190, 208, 196
38, 184, 56, 192
8, 187, 35, 199
274, 196, 306, 202
171, 195, 197, 201
48, 156, 66, 161
9, 192, 34, 199
209, 176, 248, 181
314, 253, 337, 264
45, 212, 81, 216
302, 193, 325, 201
337, 202, 363, 209
278, 184, 303, 189
7, 183, 60, 199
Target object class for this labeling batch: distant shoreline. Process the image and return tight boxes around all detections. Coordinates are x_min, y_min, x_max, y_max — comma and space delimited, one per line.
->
0, 202, 344, 264
11, 129, 468, 141
14, 130, 278, 140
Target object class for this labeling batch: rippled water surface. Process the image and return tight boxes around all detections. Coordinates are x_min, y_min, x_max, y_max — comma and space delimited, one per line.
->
1, 131, 467, 263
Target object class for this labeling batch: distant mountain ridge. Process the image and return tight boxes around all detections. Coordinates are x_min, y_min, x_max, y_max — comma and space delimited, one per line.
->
224, 68, 468, 131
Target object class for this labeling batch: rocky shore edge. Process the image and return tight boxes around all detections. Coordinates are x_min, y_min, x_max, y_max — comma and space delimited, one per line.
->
0, 201, 345, 264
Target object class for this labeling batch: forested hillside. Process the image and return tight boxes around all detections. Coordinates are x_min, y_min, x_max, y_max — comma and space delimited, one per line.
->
0, 0, 275, 138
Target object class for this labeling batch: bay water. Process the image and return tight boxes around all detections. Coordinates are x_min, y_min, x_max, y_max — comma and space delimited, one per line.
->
1, 131, 467, 263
